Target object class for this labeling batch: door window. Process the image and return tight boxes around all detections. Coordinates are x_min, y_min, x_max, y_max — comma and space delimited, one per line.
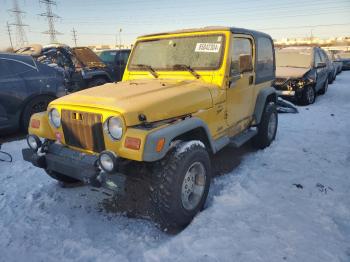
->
230, 38, 252, 76
256, 37, 274, 83
314, 51, 322, 65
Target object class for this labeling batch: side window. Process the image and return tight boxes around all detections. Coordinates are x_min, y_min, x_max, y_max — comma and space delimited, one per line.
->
256, 37, 274, 83
319, 50, 329, 63
230, 37, 252, 76
314, 51, 322, 65
11, 60, 36, 75
0, 60, 14, 78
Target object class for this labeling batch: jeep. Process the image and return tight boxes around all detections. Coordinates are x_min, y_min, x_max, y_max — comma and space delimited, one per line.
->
22, 27, 278, 230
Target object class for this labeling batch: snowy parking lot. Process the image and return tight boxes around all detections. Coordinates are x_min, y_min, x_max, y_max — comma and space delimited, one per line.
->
0, 72, 349, 262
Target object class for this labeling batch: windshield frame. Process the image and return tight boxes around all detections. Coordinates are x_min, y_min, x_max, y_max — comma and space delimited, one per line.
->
127, 33, 226, 72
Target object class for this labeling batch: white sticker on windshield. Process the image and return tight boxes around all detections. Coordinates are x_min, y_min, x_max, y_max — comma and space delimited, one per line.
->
195, 43, 221, 53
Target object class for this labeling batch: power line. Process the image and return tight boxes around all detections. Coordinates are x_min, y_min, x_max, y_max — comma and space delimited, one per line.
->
6, 22, 14, 50
39, 0, 62, 43
9, 0, 28, 48
72, 27, 78, 46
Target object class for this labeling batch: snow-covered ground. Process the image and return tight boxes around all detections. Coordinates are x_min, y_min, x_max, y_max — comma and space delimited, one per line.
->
1, 72, 350, 262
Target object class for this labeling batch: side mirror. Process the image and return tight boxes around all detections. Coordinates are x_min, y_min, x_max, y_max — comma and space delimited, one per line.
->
239, 54, 253, 74
316, 62, 326, 68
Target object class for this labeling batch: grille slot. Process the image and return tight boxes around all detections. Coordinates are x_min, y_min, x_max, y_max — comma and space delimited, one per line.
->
61, 110, 105, 153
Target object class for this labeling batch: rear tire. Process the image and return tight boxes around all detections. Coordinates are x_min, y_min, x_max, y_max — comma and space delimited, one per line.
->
21, 96, 54, 132
253, 102, 278, 149
150, 141, 211, 231
319, 79, 328, 95
45, 169, 81, 184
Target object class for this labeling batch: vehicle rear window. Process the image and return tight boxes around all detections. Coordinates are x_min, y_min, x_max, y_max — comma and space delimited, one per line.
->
256, 37, 274, 84
99, 51, 117, 63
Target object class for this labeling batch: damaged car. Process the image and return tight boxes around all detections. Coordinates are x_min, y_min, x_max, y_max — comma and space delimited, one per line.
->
0, 52, 66, 133
274, 47, 329, 105
17, 44, 114, 92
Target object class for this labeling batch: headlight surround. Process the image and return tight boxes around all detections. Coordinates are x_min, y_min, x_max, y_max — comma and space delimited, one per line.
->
49, 108, 61, 128
27, 135, 42, 152
104, 117, 123, 140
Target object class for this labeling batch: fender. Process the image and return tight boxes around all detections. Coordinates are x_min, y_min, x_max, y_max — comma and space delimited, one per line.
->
253, 87, 276, 125
142, 117, 229, 161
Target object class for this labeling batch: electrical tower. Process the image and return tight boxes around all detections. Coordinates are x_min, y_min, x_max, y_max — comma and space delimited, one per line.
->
6, 22, 14, 50
9, 0, 28, 48
72, 28, 78, 46
39, 0, 61, 43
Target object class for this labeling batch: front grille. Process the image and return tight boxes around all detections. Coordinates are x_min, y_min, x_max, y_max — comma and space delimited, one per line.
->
61, 110, 105, 153
273, 78, 288, 86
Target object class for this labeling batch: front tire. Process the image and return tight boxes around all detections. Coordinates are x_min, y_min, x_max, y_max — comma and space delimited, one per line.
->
253, 102, 278, 149
21, 96, 54, 132
150, 141, 211, 231
301, 85, 316, 105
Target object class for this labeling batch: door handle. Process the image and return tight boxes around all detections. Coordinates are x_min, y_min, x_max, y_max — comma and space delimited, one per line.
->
249, 75, 254, 85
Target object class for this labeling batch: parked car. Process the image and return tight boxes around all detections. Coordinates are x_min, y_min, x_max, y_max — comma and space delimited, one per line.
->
325, 50, 342, 74
336, 52, 350, 70
319, 48, 336, 84
17, 44, 114, 92
0, 52, 66, 133
274, 46, 329, 105
23, 26, 278, 230
97, 49, 131, 81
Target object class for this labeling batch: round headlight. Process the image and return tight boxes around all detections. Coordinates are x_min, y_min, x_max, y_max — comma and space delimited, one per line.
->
99, 151, 117, 173
49, 108, 61, 128
105, 117, 123, 140
27, 135, 42, 152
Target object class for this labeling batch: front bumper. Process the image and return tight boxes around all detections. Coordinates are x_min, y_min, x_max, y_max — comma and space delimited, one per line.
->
22, 143, 126, 192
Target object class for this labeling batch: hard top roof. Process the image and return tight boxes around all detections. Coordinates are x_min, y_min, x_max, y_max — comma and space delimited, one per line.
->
139, 26, 272, 40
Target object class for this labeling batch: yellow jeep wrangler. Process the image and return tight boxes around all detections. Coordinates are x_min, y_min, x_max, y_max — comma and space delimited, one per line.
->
23, 27, 278, 229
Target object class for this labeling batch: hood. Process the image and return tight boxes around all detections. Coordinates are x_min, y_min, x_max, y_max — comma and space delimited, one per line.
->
72, 47, 106, 68
276, 66, 310, 79
51, 79, 215, 126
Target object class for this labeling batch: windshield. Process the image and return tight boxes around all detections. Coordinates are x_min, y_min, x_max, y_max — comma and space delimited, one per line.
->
276, 49, 312, 68
129, 34, 225, 70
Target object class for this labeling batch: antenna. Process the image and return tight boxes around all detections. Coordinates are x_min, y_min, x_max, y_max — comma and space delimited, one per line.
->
72, 28, 78, 46
6, 22, 14, 50
9, 0, 28, 48
39, 0, 62, 43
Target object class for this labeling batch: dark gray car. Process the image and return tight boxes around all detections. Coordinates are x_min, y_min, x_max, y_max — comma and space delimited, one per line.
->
0, 53, 66, 134
274, 46, 329, 105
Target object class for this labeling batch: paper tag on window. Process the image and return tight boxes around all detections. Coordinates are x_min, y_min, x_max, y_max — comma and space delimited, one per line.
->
195, 43, 221, 53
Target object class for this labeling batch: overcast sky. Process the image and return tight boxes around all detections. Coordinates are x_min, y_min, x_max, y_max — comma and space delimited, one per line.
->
1, 0, 350, 49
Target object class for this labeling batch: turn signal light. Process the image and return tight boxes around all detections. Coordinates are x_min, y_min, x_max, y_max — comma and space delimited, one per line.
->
31, 119, 40, 129
125, 137, 141, 150
156, 138, 165, 152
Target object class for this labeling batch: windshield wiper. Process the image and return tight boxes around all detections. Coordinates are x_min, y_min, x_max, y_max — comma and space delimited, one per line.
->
173, 64, 200, 79
133, 64, 158, 78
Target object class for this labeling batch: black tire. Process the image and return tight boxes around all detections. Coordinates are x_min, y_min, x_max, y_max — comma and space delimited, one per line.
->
328, 73, 334, 84
21, 96, 54, 132
45, 169, 81, 184
253, 102, 278, 149
300, 85, 316, 105
150, 142, 211, 231
319, 79, 328, 95
88, 77, 108, 88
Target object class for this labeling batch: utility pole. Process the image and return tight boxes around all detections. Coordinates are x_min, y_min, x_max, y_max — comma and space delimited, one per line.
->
6, 22, 14, 50
9, 0, 28, 48
72, 28, 78, 47
119, 28, 122, 49
39, 0, 61, 43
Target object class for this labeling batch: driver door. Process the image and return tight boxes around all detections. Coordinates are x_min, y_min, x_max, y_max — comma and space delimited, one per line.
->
226, 35, 255, 136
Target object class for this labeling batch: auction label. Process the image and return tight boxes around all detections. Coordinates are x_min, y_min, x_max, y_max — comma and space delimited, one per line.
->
195, 43, 221, 53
